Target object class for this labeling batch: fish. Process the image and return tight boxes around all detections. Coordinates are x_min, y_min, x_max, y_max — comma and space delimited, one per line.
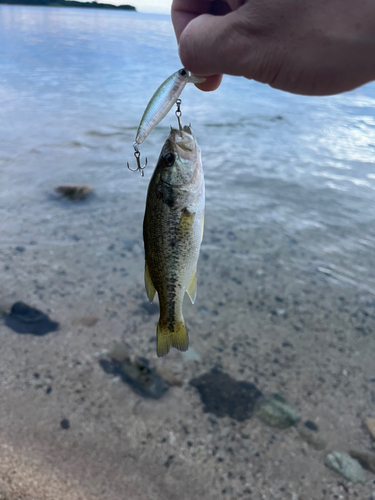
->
135, 69, 205, 146
143, 125, 205, 357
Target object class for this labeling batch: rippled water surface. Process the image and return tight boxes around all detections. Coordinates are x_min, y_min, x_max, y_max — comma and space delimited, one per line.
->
1, 6, 375, 500
1, 6, 375, 282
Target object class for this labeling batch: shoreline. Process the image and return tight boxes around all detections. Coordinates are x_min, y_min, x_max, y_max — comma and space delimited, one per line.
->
0, 0, 136, 11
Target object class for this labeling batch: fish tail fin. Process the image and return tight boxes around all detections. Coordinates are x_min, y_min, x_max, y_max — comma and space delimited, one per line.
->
157, 320, 189, 357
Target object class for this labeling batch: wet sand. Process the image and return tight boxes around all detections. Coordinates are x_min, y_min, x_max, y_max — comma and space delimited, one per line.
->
0, 196, 375, 500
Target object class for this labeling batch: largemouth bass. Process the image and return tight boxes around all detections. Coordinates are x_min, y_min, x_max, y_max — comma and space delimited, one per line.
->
135, 69, 205, 146
143, 125, 205, 357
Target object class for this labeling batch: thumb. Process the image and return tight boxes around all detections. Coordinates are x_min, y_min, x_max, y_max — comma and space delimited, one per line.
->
178, 11, 260, 78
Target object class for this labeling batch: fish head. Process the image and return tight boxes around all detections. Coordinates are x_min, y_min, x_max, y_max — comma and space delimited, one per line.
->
159, 126, 201, 187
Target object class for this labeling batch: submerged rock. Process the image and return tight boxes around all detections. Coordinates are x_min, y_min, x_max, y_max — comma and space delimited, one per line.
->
5, 302, 59, 335
55, 184, 93, 200
255, 394, 300, 428
60, 418, 70, 430
190, 368, 262, 421
99, 355, 168, 399
304, 420, 319, 431
325, 451, 366, 483
349, 450, 375, 474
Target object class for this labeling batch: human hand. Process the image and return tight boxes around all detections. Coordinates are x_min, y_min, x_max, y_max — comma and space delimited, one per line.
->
171, 0, 375, 95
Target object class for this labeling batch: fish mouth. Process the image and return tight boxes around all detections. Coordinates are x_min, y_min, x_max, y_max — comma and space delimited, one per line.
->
169, 126, 195, 153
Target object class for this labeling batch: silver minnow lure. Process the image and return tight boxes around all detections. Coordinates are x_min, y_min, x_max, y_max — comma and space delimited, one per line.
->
135, 68, 205, 146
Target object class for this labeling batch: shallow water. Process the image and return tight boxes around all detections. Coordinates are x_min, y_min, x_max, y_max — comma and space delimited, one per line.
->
0, 6, 375, 500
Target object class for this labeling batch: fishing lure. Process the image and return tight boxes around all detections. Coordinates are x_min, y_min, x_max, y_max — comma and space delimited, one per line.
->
127, 68, 205, 176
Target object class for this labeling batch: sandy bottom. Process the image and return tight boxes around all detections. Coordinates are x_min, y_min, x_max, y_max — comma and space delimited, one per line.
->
0, 193, 375, 500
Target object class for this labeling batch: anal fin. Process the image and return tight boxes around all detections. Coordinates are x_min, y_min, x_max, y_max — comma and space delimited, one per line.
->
186, 268, 197, 304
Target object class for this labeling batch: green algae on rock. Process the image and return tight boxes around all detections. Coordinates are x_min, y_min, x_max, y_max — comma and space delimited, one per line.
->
255, 394, 301, 428
325, 451, 366, 483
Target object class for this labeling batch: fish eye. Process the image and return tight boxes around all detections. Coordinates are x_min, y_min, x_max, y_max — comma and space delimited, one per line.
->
179, 69, 187, 76
164, 152, 175, 166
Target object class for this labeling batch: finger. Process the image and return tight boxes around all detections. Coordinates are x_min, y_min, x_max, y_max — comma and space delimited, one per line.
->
193, 74, 223, 91
171, 0, 214, 41
178, 11, 256, 77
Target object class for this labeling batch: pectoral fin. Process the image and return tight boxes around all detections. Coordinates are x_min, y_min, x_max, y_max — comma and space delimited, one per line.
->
144, 262, 156, 302
186, 268, 197, 304
178, 209, 196, 234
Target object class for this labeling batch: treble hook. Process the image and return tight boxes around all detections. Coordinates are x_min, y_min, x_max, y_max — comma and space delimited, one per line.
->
127, 142, 147, 177
175, 99, 182, 136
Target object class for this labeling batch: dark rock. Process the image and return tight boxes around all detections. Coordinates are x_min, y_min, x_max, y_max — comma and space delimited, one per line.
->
304, 420, 319, 431
54, 184, 93, 200
60, 418, 70, 429
5, 302, 59, 335
349, 450, 375, 474
46, 386, 52, 394
15, 246, 25, 253
189, 367, 262, 421
255, 394, 300, 428
99, 356, 168, 399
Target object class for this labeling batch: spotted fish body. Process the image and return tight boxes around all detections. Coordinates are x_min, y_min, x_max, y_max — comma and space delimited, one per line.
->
143, 126, 205, 357
135, 69, 205, 146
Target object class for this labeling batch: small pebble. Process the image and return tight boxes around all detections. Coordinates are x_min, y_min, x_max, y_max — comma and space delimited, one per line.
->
55, 184, 93, 201
60, 419, 70, 430
304, 420, 319, 431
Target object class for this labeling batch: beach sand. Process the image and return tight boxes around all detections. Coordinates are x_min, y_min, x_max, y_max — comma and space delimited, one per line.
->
0, 195, 374, 500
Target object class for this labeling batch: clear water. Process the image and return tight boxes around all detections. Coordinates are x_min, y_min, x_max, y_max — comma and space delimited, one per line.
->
1, 6, 375, 282
1, 6, 375, 499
